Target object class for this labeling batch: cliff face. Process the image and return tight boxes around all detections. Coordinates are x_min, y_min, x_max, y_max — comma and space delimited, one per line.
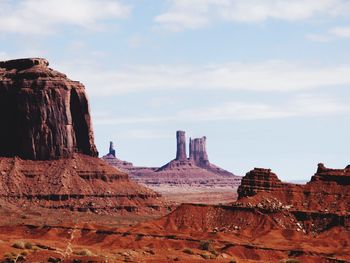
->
175, 131, 187, 161
237, 168, 283, 197
0, 58, 98, 160
189, 137, 210, 167
0, 58, 164, 214
237, 164, 350, 213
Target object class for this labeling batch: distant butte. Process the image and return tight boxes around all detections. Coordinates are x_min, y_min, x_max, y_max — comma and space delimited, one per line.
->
102, 131, 242, 203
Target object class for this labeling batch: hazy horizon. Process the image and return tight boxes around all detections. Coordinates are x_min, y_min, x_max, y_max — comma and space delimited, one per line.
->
1, 0, 350, 180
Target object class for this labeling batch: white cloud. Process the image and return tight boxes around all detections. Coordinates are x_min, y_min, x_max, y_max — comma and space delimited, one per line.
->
94, 94, 350, 125
0, 0, 131, 34
305, 33, 331, 42
330, 26, 350, 38
306, 25, 350, 42
155, 0, 350, 31
58, 60, 350, 96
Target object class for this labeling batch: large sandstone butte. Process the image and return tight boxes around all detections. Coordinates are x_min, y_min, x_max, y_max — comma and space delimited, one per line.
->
0, 58, 163, 214
0, 58, 98, 160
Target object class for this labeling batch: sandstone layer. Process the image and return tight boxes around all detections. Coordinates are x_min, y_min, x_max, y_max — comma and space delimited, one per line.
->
0, 58, 98, 160
0, 58, 164, 214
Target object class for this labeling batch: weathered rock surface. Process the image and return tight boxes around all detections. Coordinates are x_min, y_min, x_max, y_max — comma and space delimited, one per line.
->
237, 164, 350, 213
0, 58, 98, 160
0, 154, 163, 213
237, 168, 283, 197
109, 141, 116, 157
157, 131, 236, 177
175, 130, 187, 161
189, 136, 209, 166
103, 132, 242, 204
0, 58, 165, 214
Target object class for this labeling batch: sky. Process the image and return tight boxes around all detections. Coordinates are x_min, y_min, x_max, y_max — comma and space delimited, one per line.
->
1, 0, 350, 181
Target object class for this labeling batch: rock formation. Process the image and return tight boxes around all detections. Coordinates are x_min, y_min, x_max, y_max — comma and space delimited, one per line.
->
109, 141, 116, 157
0, 58, 164, 214
237, 164, 350, 213
102, 141, 135, 173
175, 131, 187, 161
189, 137, 210, 167
0, 58, 98, 160
102, 132, 242, 201
237, 168, 283, 197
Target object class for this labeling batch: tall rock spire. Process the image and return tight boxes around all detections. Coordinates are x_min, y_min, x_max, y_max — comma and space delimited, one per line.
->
190, 136, 210, 167
109, 141, 116, 157
175, 130, 187, 161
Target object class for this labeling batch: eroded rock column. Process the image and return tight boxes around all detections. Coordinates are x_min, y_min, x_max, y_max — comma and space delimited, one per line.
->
176, 131, 187, 161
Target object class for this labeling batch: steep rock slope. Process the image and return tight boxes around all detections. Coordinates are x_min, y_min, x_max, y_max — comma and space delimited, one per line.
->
0, 58, 164, 214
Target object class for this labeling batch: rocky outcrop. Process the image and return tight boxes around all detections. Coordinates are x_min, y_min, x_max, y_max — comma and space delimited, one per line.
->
109, 141, 116, 157
237, 168, 284, 198
189, 137, 209, 167
0, 154, 163, 213
0, 58, 165, 214
175, 131, 187, 161
158, 131, 235, 176
0, 58, 98, 160
237, 164, 350, 214
102, 141, 134, 173
310, 163, 350, 185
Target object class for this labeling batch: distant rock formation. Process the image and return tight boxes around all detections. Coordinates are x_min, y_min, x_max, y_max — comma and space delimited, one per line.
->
189, 137, 209, 167
102, 132, 242, 192
158, 131, 234, 177
0, 58, 164, 214
237, 164, 350, 213
102, 141, 134, 172
176, 131, 187, 161
0, 58, 98, 160
109, 141, 116, 157
237, 168, 283, 197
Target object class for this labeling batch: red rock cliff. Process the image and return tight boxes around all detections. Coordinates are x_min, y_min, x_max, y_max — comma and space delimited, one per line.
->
0, 58, 98, 160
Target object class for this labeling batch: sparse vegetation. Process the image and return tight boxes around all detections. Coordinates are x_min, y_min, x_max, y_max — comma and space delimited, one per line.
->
74, 248, 94, 257
182, 248, 194, 255
199, 240, 212, 251
12, 241, 25, 249
135, 234, 144, 241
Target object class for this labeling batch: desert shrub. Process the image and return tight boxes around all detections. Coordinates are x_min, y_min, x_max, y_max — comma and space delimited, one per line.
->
135, 234, 144, 241
31, 245, 41, 251
199, 240, 212, 251
3, 253, 13, 258
74, 248, 93, 257
24, 242, 33, 249
201, 253, 210, 259
20, 251, 28, 256
12, 241, 25, 249
182, 248, 194, 255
